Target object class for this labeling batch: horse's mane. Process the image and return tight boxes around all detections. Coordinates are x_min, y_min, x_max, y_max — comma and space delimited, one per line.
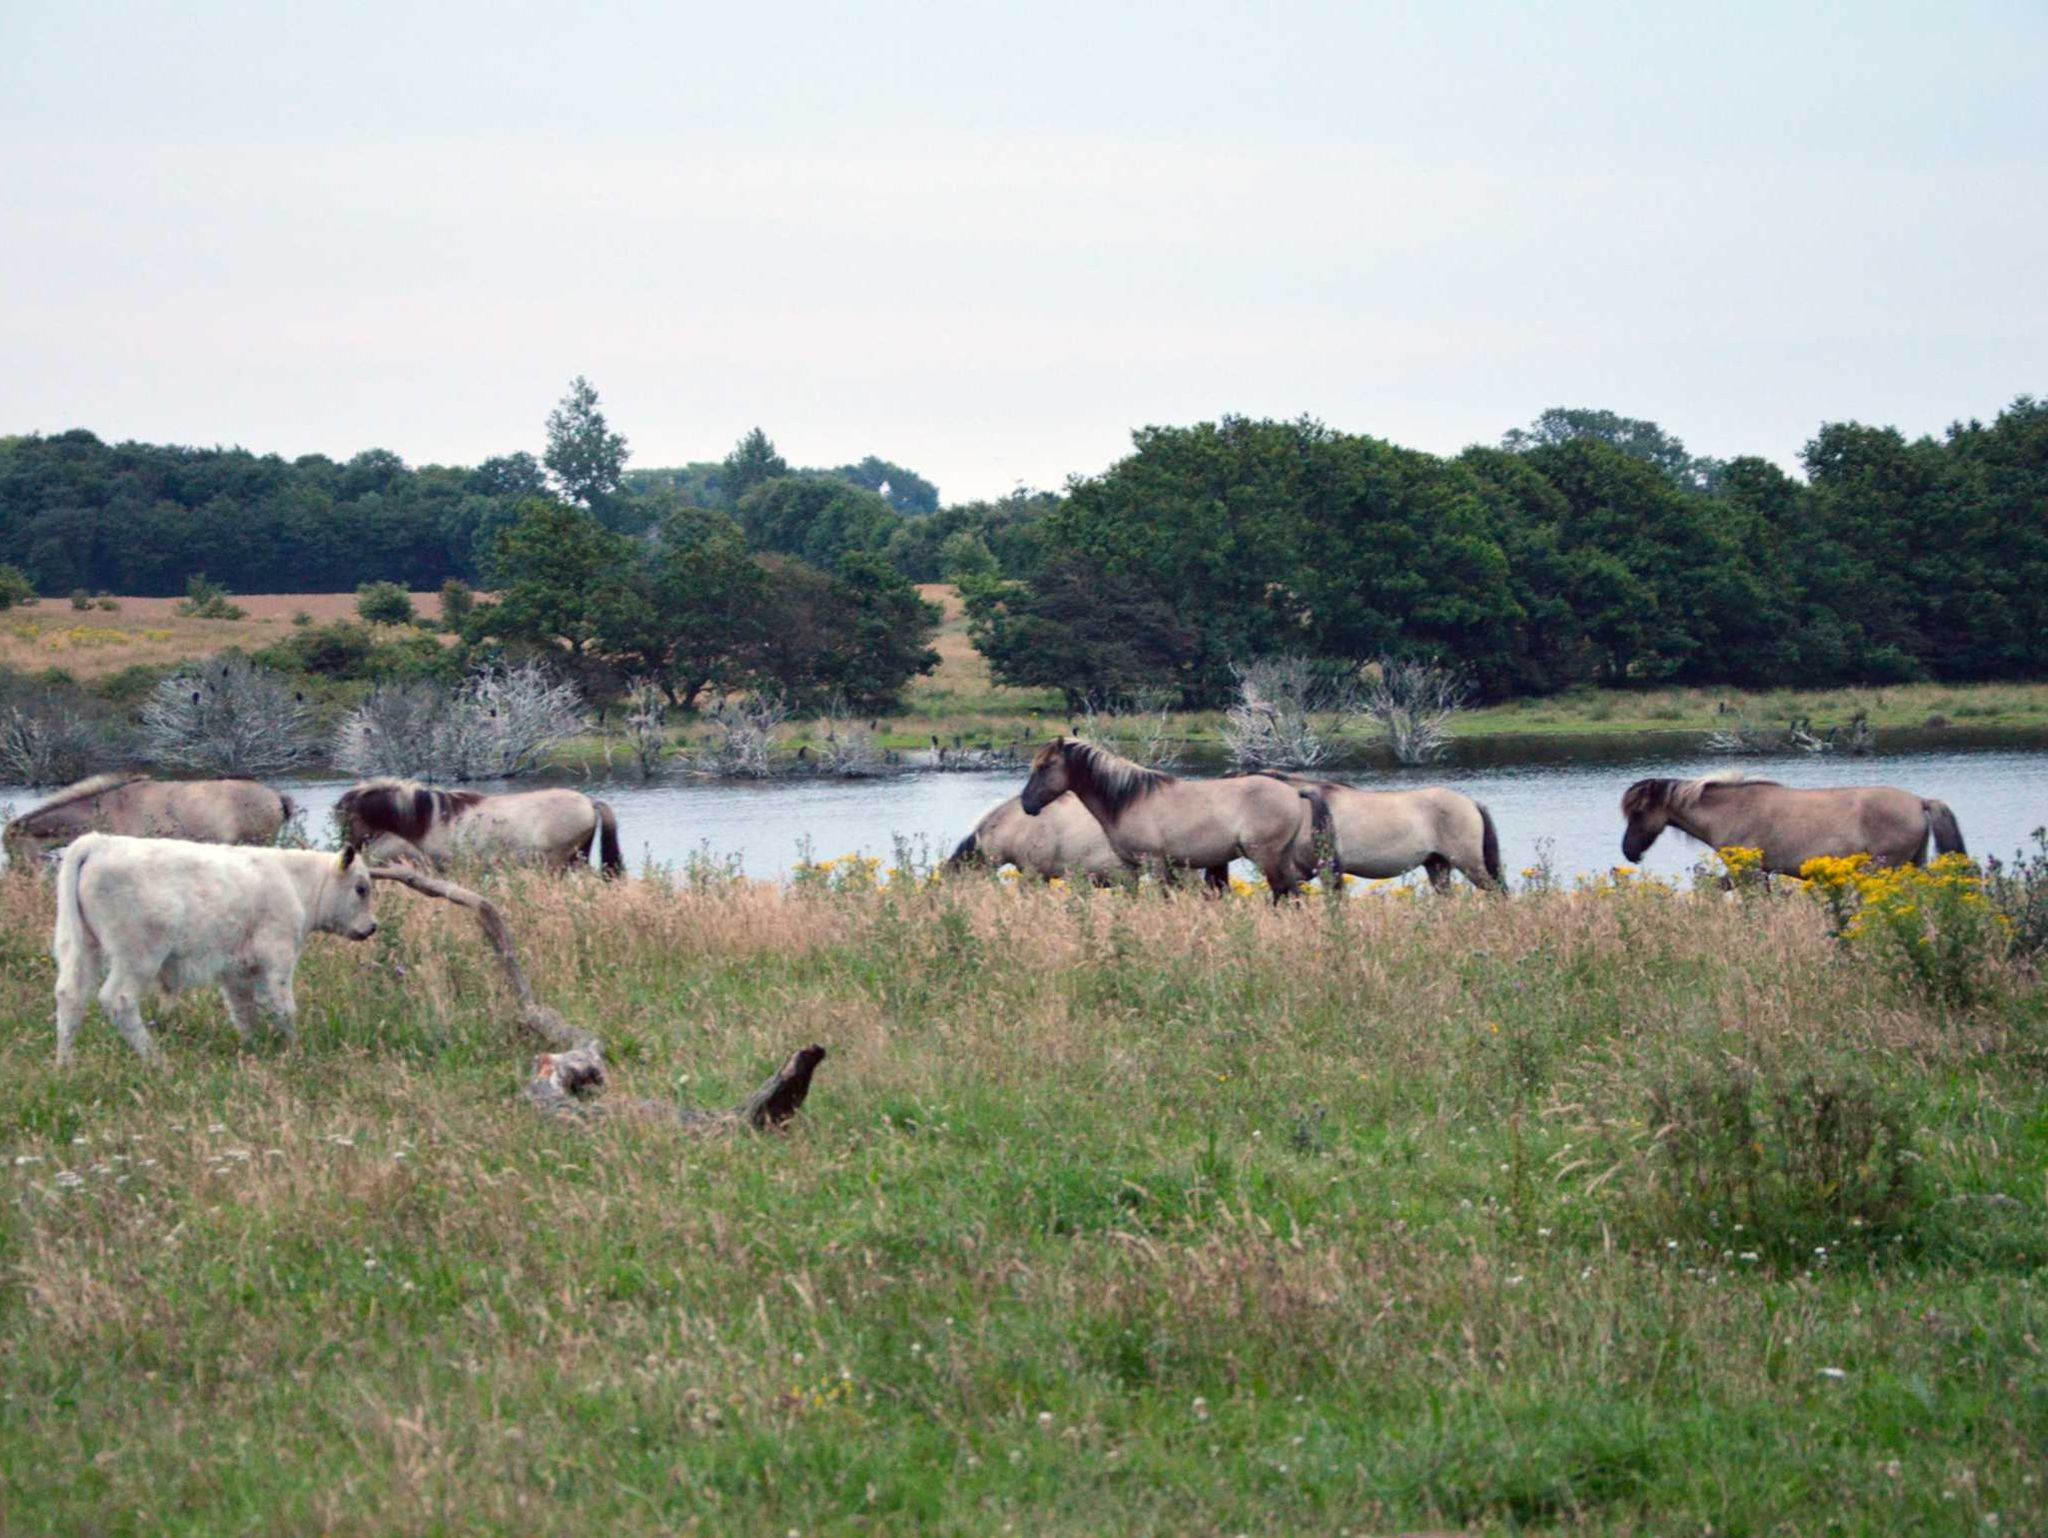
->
1622, 770, 1781, 817
10, 773, 146, 828
1052, 737, 1173, 815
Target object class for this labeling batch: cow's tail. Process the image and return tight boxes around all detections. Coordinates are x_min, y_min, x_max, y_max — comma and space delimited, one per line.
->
1925, 799, 1965, 859
943, 831, 983, 873
594, 800, 625, 878
1477, 801, 1504, 890
53, 835, 98, 965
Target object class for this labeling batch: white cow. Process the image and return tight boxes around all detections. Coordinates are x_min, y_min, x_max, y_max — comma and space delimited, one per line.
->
53, 833, 379, 1066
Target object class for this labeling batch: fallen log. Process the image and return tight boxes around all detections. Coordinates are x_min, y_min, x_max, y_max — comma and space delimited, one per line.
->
368, 865, 827, 1131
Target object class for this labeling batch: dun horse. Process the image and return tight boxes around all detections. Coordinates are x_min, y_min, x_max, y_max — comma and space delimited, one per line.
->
1019, 737, 1333, 897
335, 780, 624, 876
944, 793, 1130, 884
1620, 772, 1964, 875
4, 774, 294, 865
1265, 774, 1503, 892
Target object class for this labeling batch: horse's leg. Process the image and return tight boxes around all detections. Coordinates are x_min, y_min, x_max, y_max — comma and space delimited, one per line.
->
1204, 865, 1230, 896
1424, 855, 1454, 894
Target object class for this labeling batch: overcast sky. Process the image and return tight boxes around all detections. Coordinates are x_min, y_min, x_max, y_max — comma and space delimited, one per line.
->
3, 1, 2043, 501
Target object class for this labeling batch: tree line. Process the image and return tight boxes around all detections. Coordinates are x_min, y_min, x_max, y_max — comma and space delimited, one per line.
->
5, 388, 2043, 709
964, 401, 2048, 706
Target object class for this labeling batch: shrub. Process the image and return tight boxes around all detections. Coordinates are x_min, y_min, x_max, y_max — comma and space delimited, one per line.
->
1357, 655, 1468, 765
68, 589, 92, 611
439, 579, 476, 627
332, 663, 585, 781
0, 565, 39, 610
1801, 852, 2007, 1009
174, 574, 245, 620
1635, 1063, 1915, 1260
94, 593, 119, 612
0, 677, 122, 785
139, 657, 315, 776
1982, 829, 2048, 962
688, 691, 788, 779
1221, 655, 1337, 771
356, 581, 416, 627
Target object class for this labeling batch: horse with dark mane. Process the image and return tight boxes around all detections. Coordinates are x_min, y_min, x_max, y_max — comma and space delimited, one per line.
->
4, 774, 294, 866
1018, 737, 1333, 898
335, 779, 623, 876
1262, 773, 1503, 892
1619, 771, 1963, 874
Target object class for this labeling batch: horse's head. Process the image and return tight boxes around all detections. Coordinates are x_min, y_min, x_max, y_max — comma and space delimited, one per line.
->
1619, 778, 1673, 863
1019, 738, 1077, 816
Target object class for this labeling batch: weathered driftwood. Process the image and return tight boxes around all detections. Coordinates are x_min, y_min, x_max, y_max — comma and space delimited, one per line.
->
524, 1042, 827, 1130
368, 865, 826, 1132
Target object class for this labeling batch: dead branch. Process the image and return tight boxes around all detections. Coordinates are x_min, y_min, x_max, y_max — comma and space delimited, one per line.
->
370, 864, 589, 1051
369, 865, 827, 1133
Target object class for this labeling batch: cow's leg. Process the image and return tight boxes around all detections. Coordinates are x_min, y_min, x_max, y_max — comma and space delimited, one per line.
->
97, 970, 162, 1065
220, 976, 263, 1047
256, 968, 299, 1047
54, 949, 99, 1067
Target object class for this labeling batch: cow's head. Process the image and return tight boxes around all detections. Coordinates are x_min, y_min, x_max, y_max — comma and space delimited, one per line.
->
323, 844, 379, 940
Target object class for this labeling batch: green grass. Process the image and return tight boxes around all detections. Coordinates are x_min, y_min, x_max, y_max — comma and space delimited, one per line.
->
1, 869, 2043, 1534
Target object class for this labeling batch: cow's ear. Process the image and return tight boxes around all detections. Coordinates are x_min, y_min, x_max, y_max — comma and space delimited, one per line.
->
337, 843, 358, 872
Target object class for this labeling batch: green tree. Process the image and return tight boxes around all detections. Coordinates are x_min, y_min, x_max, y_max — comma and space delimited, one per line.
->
0, 563, 37, 609
483, 500, 639, 657
737, 475, 902, 570
833, 455, 940, 514
721, 429, 789, 506
355, 581, 416, 626
607, 506, 767, 707
544, 377, 629, 516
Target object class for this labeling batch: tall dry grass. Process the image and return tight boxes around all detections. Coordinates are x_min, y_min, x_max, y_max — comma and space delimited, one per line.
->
0, 868, 2041, 1534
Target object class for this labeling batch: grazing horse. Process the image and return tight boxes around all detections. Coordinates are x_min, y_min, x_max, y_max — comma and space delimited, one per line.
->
1620, 772, 1964, 875
1264, 774, 1503, 892
1018, 737, 1333, 898
334, 779, 624, 876
4, 774, 294, 866
944, 793, 1131, 884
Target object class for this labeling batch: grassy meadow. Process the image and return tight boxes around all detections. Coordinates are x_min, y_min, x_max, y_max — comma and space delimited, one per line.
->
0, 861, 2043, 1535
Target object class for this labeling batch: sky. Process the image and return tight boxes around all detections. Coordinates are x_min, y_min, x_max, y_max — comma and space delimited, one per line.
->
2, 1, 2043, 502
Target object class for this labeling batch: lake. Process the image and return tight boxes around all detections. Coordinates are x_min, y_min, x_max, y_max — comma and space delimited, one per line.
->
14, 739, 2037, 886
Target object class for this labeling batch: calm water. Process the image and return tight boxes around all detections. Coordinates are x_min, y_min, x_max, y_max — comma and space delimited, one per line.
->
17, 744, 2037, 886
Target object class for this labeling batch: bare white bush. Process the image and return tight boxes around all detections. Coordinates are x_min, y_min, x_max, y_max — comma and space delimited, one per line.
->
141, 658, 317, 777
1222, 656, 1338, 771
1079, 691, 1186, 772
621, 678, 672, 780
688, 691, 789, 779
0, 699, 112, 786
333, 664, 586, 781
811, 698, 883, 778
1355, 655, 1468, 765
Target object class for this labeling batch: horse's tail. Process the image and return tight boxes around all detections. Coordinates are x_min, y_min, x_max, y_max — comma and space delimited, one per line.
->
1476, 800, 1504, 890
1924, 799, 1965, 858
943, 831, 984, 872
593, 799, 625, 878
1297, 787, 1339, 884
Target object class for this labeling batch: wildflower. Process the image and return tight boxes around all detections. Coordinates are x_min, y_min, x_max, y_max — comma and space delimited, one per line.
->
1191, 1396, 1210, 1420
1817, 1366, 1847, 1381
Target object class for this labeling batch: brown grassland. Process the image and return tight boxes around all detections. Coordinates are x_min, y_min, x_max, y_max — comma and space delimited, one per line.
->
0, 859, 2042, 1534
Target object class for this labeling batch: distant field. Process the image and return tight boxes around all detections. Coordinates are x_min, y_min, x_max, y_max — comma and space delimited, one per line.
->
0, 592, 442, 681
